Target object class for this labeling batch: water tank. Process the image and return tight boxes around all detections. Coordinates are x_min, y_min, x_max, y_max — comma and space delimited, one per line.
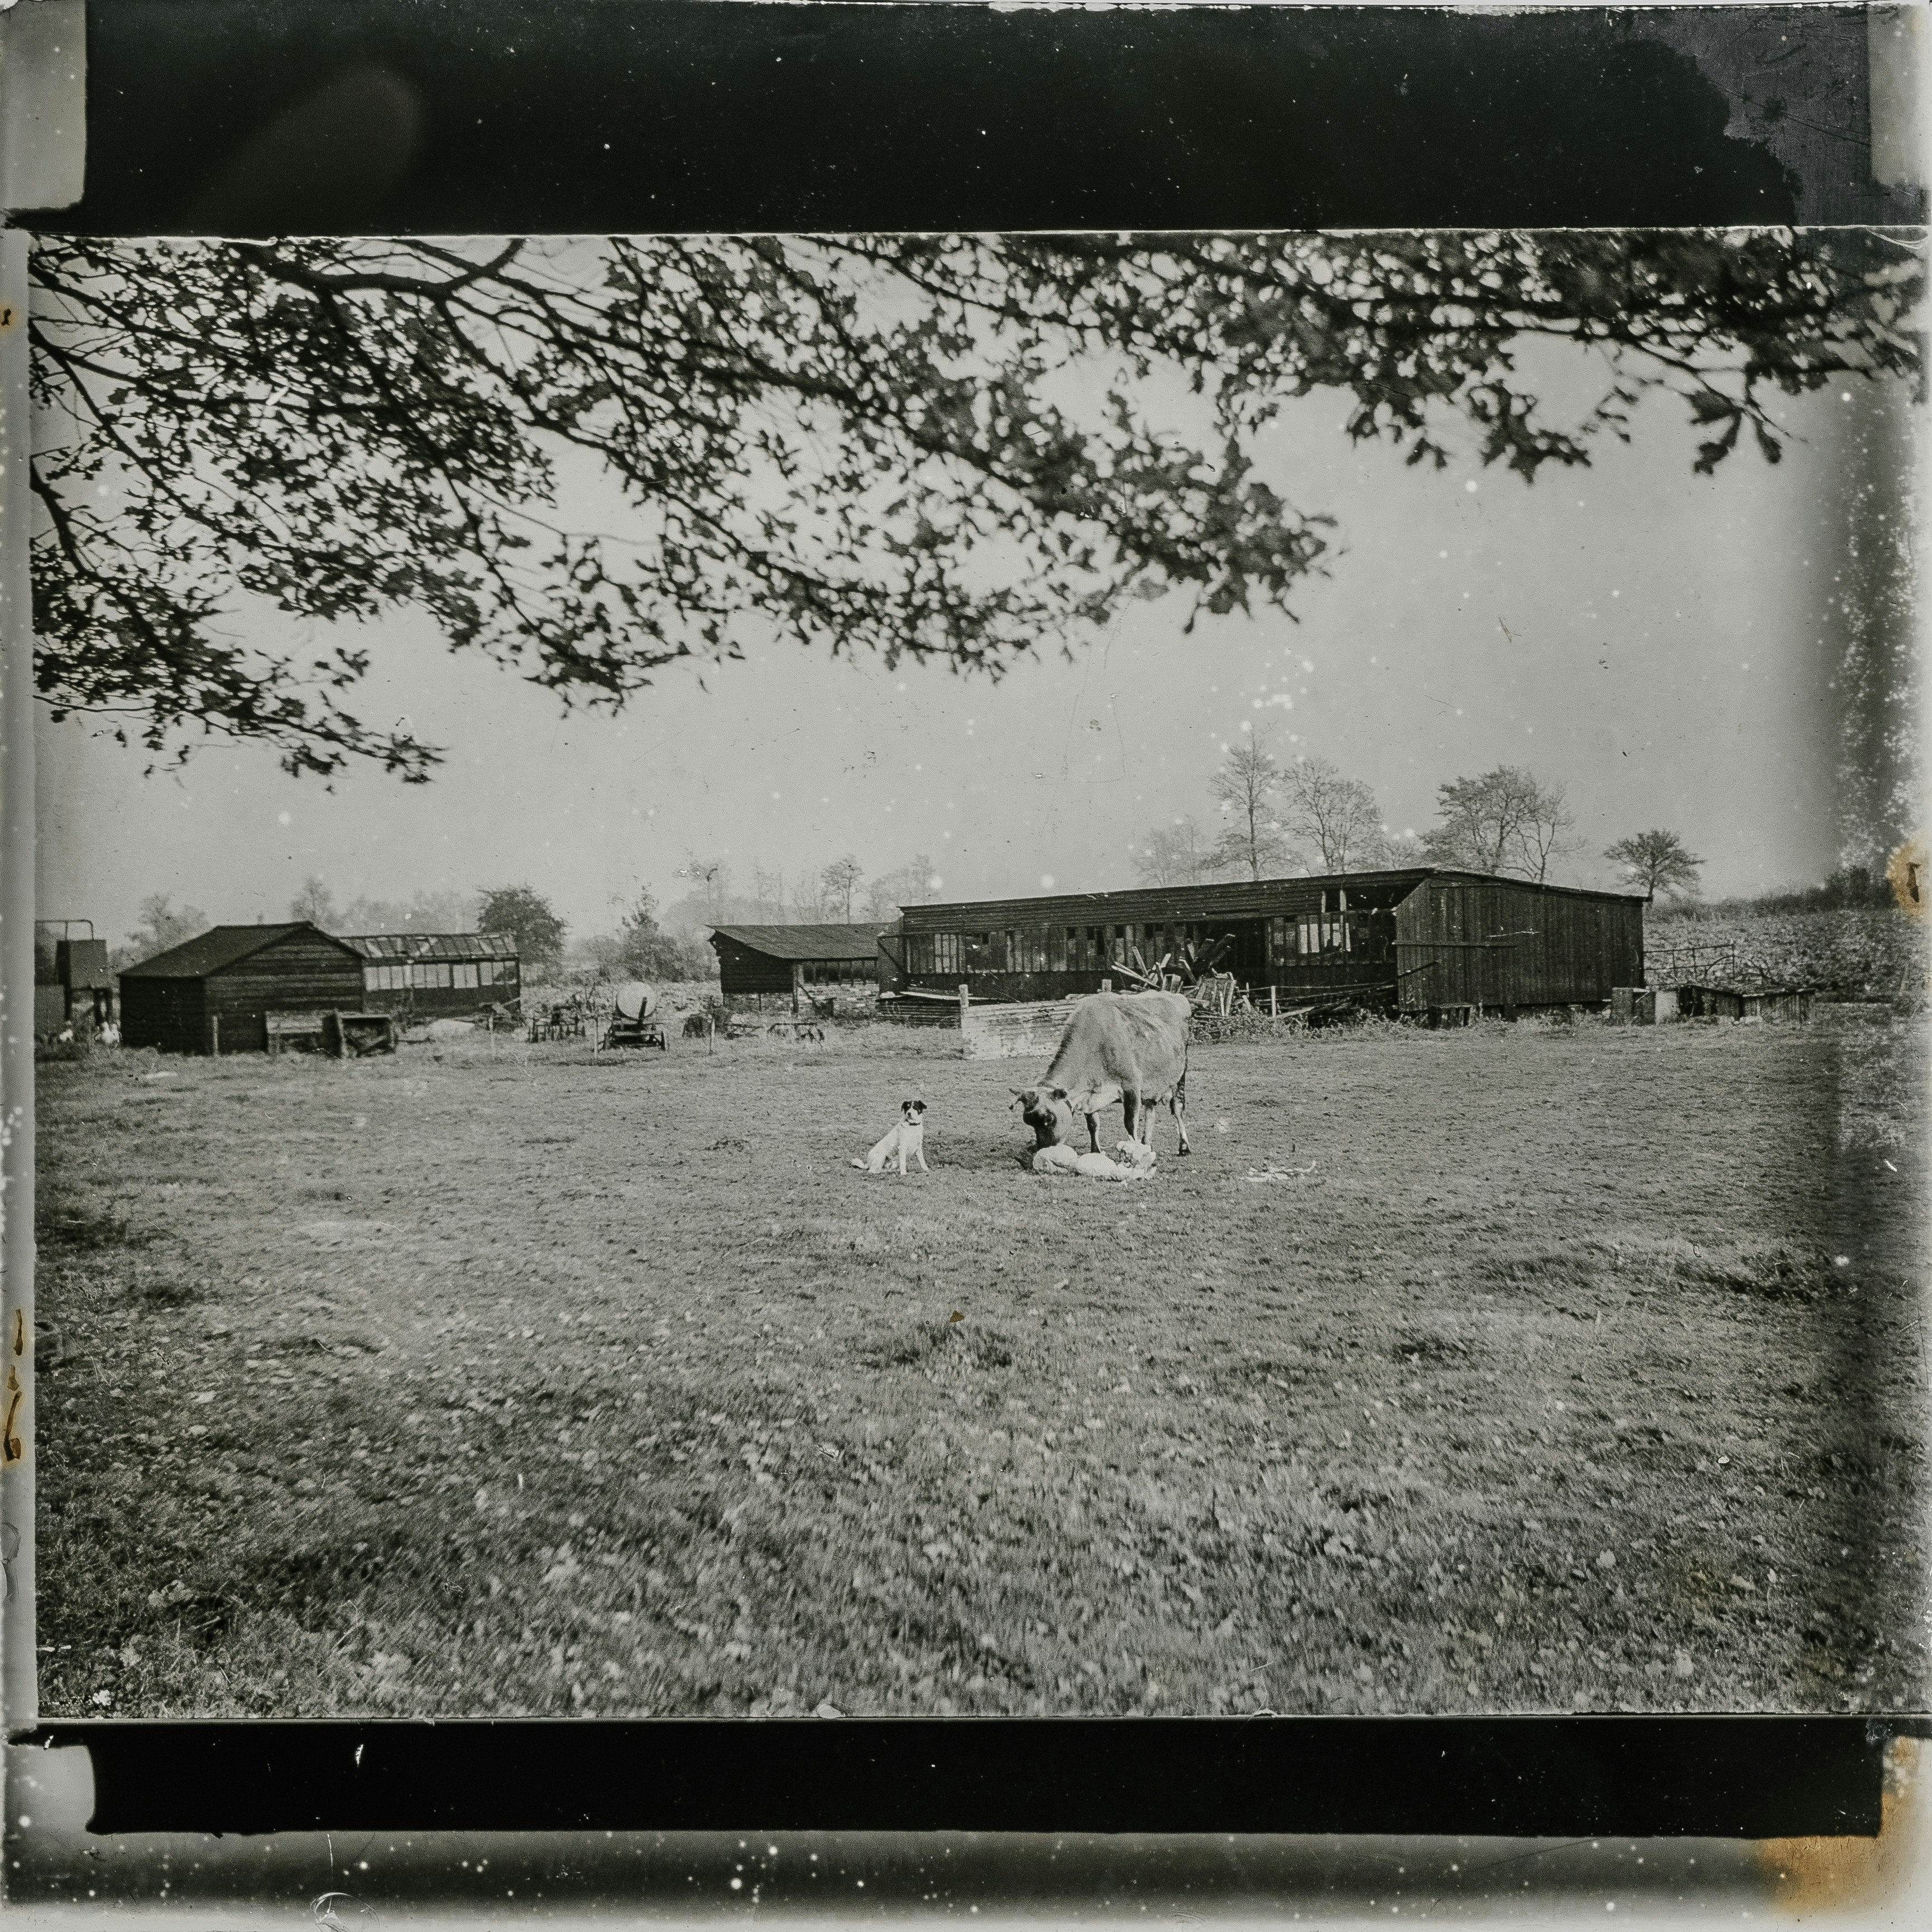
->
612, 981, 658, 1020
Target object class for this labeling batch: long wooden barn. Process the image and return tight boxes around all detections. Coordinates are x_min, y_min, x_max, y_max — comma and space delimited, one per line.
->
883, 869, 1644, 1016
709, 924, 890, 1008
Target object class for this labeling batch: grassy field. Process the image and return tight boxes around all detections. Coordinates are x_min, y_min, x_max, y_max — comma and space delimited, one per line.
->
33, 1006, 1929, 1718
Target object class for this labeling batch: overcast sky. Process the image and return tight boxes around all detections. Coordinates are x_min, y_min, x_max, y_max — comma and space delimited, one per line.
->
36, 301, 1908, 948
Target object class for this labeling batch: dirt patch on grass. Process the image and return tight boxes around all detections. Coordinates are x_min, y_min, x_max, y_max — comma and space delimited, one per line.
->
32, 1013, 1929, 1718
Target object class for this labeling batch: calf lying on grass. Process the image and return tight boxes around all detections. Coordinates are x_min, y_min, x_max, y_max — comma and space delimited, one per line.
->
1031, 1139, 1156, 1182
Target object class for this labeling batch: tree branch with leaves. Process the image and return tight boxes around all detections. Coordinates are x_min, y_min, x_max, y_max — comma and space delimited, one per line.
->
27, 230, 1918, 782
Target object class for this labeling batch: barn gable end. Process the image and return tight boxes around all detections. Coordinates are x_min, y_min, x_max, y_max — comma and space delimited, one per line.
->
121, 923, 366, 1053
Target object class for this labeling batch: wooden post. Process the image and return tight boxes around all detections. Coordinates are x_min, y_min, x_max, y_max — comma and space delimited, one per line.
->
210, 1014, 220, 1058
792, 965, 804, 1015
957, 982, 970, 1030
1270, 985, 1278, 1017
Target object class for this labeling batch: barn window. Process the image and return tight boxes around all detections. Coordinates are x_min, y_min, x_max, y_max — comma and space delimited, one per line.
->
454, 962, 479, 989
1297, 915, 1349, 956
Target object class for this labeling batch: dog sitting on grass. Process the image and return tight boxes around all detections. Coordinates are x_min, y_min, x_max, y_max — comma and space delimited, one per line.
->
854, 1100, 928, 1176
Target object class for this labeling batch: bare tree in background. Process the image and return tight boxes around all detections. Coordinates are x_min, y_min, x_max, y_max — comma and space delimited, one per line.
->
676, 855, 732, 927
821, 855, 865, 923
789, 870, 831, 922
1209, 735, 1293, 881
337, 888, 480, 934
1422, 766, 1575, 881
1515, 776, 1578, 883
749, 864, 788, 923
1133, 817, 1215, 887
1280, 757, 1386, 872
289, 875, 339, 929
864, 855, 941, 922
1604, 828, 1704, 900
123, 893, 209, 964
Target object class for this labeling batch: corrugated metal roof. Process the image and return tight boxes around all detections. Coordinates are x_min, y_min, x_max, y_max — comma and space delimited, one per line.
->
119, 922, 358, 979
342, 932, 520, 962
709, 923, 889, 962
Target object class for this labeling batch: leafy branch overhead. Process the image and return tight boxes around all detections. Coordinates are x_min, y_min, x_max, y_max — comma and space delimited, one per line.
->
27, 230, 1921, 780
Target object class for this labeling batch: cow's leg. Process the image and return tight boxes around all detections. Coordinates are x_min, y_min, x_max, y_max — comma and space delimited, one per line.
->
1117, 1095, 1137, 1151
1087, 1109, 1104, 1153
1173, 1076, 1191, 1154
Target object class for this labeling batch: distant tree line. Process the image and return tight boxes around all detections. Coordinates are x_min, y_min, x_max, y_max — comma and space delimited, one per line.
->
1658, 864, 1896, 921
110, 853, 953, 980
1133, 735, 1724, 906
657, 850, 945, 936
1134, 733, 1594, 890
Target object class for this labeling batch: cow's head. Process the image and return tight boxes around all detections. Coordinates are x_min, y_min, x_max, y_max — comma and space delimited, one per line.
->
1011, 1085, 1074, 1149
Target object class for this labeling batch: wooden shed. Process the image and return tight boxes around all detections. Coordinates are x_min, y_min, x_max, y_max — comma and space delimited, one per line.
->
885, 868, 1645, 1016
344, 932, 521, 1018
119, 922, 366, 1054
709, 924, 888, 1010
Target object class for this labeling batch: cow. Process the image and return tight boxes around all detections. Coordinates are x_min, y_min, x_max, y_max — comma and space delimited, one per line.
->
1011, 991, 1193, 1157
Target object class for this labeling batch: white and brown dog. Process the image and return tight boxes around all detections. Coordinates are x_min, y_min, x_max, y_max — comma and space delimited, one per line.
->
854, 1100, 928, 1176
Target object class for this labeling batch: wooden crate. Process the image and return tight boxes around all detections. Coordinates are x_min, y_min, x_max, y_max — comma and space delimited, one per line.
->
266, 1010, 327, 1057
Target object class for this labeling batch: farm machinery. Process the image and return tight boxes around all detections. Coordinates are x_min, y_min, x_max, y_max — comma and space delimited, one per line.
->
602, 981, 668, 1050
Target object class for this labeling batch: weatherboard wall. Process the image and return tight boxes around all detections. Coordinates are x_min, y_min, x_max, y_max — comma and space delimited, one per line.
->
887, 870, 1645, 1010
122, 929, 367, 1053
1392, 878, 1645, 1011
712, 934, 881, 1000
